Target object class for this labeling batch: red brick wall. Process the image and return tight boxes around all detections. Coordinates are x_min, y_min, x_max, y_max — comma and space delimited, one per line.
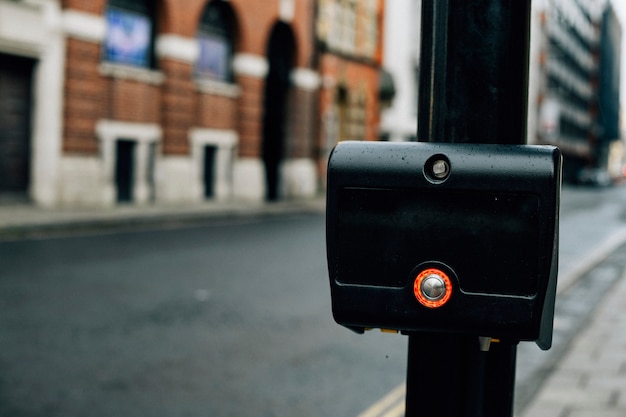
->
197, 94, 238, 130
292, 0, 316, 67
106, 79, 161, 123
159, 59, 195, 155
227, 0, 316, 67
230, 0, 279, 55
63, 39, 105, 154
61, 0, 320, 164
61, 0, 104, 14
159, 0, 205, 36
236, 76, 264, 158
287, 88, 318, 159
318, 53, 382, 143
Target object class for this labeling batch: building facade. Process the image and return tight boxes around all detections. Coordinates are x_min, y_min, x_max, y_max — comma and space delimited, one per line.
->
527, 0, 621, 181
315, 0, 385, 180
0, 0, 385, 207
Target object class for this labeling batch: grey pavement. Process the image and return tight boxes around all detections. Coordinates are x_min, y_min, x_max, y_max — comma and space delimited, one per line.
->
519, 248, 626, 417
518, 185, 626, 416
0, 197, 326, 241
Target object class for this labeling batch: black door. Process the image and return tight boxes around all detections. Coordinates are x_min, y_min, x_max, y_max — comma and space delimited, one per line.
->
115, 140, 135, 203
204, 145, 217, 198
0, 53, 35, 199
262, 22, 295, 201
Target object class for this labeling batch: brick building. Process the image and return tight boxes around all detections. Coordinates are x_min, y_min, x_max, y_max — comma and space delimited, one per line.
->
316, 0, 385, 179
0, 0, 385, 207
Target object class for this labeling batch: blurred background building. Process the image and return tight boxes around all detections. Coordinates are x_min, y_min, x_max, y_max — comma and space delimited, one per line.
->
316, 0, 387, 186
0, 0, 623, 208
527, 0, 622, 183
0, 0, 385, 207
379, 0, 623, 185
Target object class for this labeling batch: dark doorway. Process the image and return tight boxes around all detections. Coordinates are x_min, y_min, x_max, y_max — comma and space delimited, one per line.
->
262, 22, 295, 201
0, 53, 35, 200
203, 145, 217, 198
115, 140, 136, 203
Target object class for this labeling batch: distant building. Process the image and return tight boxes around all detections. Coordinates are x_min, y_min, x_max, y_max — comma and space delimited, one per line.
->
379, 0, 420, 142
315, 0, 386, 180
528, 0, 621, 181
0, 0, 385, 207
598, 3, 622, 170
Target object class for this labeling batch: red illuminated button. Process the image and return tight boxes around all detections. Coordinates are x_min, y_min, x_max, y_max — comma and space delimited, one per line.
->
414, 268, 452, 308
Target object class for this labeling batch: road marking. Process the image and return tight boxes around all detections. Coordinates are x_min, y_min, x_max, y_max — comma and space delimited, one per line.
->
381, 399, 405, 417
357, 383, 405, 417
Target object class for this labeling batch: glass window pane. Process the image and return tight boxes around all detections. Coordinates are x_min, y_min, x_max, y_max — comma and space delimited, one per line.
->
196, 1, 234, 82
104, 8, 152, 67
196, 33, 230, 81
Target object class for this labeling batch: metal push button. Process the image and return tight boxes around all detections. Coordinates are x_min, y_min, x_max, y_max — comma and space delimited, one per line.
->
422, 274, 446, 300
414, 268, 452, 308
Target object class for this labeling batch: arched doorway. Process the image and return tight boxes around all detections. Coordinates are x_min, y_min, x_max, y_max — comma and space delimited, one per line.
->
262, 22, 295, 201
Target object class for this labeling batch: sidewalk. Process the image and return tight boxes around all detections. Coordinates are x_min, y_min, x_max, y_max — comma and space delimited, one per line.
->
516, 188, 626, 416
0, 197, 326, 241
520, 244, 626, 417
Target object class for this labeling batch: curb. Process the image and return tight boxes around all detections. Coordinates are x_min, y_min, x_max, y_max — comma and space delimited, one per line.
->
0, 198, 326, 241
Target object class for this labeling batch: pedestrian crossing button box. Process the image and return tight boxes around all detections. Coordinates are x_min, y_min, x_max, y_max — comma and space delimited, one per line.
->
326, 141, 562, 350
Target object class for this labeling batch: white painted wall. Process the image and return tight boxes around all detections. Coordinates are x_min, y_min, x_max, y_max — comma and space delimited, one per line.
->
0, 0, 65, 207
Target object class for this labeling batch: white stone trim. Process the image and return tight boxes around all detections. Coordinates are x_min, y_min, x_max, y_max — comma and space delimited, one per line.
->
190, 128, 238, 201
195, 79, 241, 97
96, 120, 162, 143
156, 34, 199, 63
280, 158, 318, 198
32, 2, 66, 207
233, 53, 268, 78
62, 10, 105, 43
233, 158, 265, 201
0, 0, 66, 207
99, 62, 165, 85
280, 0, 295, 22
0, 1, 47, 57
154, 156, 196, 203
59, 155, 110, 206
95, 120, 162, 205
0, 39, 40, 59
291, 68, 321, 91
190, 128, 238, 147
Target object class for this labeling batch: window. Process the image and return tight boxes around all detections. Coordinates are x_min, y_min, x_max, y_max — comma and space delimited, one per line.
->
317, 0, 358, 55
196, 1, 236, 82
340, 0, 357, 53
104, 0, 156, 68
359, 0, 379, 58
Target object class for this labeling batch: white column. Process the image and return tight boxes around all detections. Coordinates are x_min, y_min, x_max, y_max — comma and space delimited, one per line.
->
134, 141, 150, 204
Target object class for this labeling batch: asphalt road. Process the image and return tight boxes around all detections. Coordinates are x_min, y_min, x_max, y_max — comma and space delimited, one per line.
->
0, 213, 406, 417
1, 184, 626, 416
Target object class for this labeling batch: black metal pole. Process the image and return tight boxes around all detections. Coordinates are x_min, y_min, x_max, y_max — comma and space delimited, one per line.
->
408, 0, 532, 416
418, 0, 532, 145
